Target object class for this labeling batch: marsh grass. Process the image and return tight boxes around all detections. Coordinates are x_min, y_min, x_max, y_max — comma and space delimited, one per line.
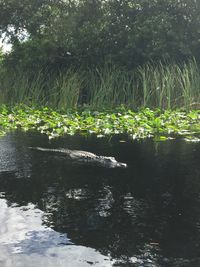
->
48, 69, 84, 109
136, 60, 200, 109
0, 69, 46, 105
86, 65, 138, 108
0, 60, 199, 109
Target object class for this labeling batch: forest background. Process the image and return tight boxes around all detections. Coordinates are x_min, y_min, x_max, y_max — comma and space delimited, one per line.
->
0, 0, 200, 109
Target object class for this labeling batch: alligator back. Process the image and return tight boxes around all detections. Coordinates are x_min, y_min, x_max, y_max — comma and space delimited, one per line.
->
29, 147, 70, 153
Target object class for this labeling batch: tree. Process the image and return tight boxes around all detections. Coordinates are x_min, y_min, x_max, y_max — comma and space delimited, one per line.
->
1, 0, 200, 69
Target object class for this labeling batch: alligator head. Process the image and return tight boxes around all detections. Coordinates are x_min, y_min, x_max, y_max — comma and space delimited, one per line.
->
98, 156, 127, 168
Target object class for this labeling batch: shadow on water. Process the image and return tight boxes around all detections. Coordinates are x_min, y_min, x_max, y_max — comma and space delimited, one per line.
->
0, 131, 200, 266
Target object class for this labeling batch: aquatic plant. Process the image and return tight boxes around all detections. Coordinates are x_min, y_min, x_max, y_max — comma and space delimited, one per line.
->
0, 61, 200, 110
0, 105, 199, 142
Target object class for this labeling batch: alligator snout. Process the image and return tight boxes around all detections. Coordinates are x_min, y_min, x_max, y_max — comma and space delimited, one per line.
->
118, 162, 127, 168
108, 161, 127, 168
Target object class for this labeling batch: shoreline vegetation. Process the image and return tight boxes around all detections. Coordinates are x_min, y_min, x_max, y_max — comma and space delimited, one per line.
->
0, 61, 200, 111
0, 61, 200, 142
0, 1, 200, 143
0, 105, 199, 142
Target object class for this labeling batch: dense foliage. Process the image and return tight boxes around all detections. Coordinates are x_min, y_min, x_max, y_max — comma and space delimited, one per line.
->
0, 105, 200, 142
0, 61, 200, 110
1, 0, 200, 69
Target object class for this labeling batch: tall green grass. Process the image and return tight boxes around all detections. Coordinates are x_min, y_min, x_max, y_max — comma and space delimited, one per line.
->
48, 69, 84, 109
86, 64, 138, 109
137, 61, 200, 109
0, 60, 199, 109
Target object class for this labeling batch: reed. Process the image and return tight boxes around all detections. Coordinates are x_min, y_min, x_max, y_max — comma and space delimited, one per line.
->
48, 69, 84, 109
86, 64, 138, 108
136, 60, 200, 109
0, 60, 199, 109
0, 69, 46, 106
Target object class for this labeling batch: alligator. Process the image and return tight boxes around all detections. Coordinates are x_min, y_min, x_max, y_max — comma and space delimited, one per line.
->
29, 147, 127, 168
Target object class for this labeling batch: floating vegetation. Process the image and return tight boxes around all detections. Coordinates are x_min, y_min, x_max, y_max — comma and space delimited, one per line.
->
0, 105, 199, 142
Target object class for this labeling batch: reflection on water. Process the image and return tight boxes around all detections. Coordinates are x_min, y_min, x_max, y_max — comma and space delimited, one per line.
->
0, 132, 200, 266
0, 200, 69, 253
0, 199, 113, 267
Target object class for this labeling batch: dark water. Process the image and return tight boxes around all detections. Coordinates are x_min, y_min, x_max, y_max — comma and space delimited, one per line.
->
0, 132, 200, 267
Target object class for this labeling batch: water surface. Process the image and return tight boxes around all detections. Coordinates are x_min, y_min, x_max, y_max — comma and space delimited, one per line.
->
0, 132, 200, 266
